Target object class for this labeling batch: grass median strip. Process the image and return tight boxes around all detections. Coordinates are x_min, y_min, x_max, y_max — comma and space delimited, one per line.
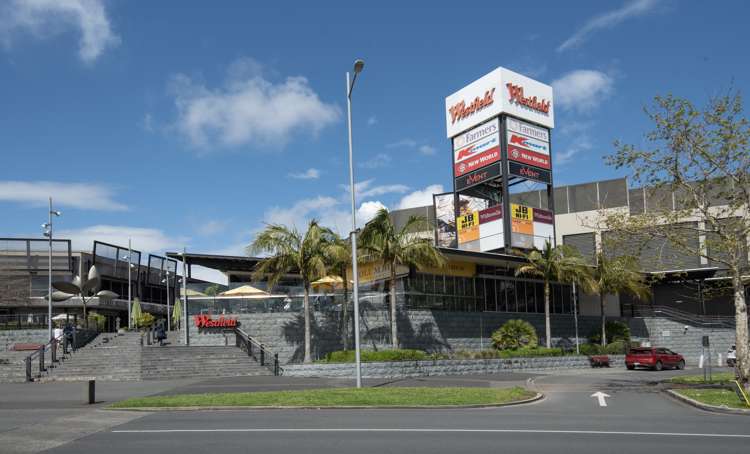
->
674, 388, 749, 410
110, 386, 536, 409
669, 372, 735, 385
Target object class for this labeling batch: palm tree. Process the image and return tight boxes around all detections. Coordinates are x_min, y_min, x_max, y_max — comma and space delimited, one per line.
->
593, 252, 650, 346
248, 220, 346, 363
331, 235, 353, 350
516, 241, 597, 348
359, 208, 445, 348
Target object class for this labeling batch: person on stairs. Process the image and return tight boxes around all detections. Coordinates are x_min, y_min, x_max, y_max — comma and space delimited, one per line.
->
156, 322, 166, 346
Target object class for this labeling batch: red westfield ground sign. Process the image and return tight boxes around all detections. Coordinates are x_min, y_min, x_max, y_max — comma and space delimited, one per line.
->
193, 315, 238, 328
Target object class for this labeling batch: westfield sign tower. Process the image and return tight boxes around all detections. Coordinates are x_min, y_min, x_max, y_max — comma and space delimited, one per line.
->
434, 67, 556, 253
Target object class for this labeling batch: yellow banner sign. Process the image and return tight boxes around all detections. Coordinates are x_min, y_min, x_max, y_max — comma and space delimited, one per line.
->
346, 260, 409, 285
419, 260, 476, 278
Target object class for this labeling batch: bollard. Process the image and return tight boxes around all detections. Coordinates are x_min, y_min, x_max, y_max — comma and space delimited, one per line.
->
146, 328, 152, 346
87, 379, 95, 404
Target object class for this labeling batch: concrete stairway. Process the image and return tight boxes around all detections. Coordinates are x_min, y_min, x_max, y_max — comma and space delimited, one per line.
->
141, 345, 270, 380
34, 331, 271, 382
40, 332, 143, 381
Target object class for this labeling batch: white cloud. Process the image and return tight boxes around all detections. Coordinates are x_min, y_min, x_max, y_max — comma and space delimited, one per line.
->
196, 220, 227, 236
359, 153, 391, 169
0, 181, 127, 211
386, 139, 418, 149
169, 59, 340, 149
367, 116, 377, 126
342, 179, 410, 199
263, 196, 339, 230
357, 200, 386, 224
557, 0, 659, 52
418, 145, 436, 156
551, 70, 614, 113
0, 0, 119, 62
288, 168, 320, 180
58, 225, 187, 255
142, 113, 154, 132
396, 184, 444, 210
555, 137, 593, 166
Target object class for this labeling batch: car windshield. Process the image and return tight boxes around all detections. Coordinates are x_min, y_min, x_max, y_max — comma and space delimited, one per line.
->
629, 348, 652, 354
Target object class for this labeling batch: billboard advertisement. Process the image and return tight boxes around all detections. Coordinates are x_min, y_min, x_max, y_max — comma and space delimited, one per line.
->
507, 161, 551, 184
453, 132, 501, 177
445, 67, 554, 138
455, 162, 502, 191
457, 205, 504, 252
510, 204, 555, 249
433, 193, 457, 248
507, 144, 551, 169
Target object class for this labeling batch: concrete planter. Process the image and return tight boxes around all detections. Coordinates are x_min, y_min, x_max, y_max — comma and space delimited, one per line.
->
283, 355, 626, 378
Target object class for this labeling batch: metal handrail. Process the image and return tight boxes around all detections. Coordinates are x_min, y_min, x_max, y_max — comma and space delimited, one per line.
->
24, 333, 68, 382
632, 304, 737, 329
235, 328, 282, 376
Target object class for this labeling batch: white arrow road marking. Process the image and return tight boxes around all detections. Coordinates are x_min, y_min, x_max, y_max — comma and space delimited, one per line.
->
591, 391, 610, 407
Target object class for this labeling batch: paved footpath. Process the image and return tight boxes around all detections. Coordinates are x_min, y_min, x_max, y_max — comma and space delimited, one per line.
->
3, 367, 748, 453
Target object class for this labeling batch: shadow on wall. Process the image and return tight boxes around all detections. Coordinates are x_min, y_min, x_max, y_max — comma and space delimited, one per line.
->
281, 304, 453, 362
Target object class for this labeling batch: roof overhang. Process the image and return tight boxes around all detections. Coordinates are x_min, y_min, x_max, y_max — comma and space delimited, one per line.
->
165, 252, 263, 272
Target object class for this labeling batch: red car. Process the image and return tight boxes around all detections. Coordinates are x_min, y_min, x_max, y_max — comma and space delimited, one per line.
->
625, 347, 685, 371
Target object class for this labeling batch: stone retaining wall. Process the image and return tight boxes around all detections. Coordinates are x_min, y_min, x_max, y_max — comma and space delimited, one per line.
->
283, 355, 626, 378
0, 329, 48, 351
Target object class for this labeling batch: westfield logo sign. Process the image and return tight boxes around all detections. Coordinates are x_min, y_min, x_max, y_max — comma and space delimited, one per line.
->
506, 83, 551, 114
194, 315, 238, 328
448, 88, 495, 124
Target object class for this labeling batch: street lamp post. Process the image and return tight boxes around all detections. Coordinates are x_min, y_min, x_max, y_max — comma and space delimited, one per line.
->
162, 270, 171, 331
43, 197, 61, 341
126, 239, 132, 329
346, 58, 365, 388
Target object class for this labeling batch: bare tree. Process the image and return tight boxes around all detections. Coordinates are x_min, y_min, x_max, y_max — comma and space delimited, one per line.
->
605, 91, 750, 382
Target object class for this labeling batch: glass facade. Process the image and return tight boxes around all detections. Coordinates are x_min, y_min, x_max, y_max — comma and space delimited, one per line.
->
404, 272, 572, 314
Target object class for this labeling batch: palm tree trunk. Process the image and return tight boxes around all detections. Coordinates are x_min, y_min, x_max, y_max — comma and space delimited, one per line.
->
303, 285, 312, 363
544, 282, 551, 348
600, 293, 607, 347
390, 264, 398, 349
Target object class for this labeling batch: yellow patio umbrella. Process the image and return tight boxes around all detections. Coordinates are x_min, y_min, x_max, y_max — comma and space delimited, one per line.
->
131, 298, 142, 329
171, 297, 182, 328
311, 275, 345, 292
219, 285, 269, 297
179, 288, 207, 297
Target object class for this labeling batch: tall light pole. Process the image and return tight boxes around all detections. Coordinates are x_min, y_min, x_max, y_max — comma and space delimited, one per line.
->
125, 239, 133, 329
162, 269, 171, 331
347, 58, 365, 388
43, 197, 61, 341
181, 247, 189, 345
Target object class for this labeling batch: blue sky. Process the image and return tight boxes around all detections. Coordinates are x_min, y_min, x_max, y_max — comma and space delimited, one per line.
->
0, 0, 748, 282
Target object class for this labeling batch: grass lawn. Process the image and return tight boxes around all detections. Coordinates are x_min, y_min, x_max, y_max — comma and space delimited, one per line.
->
110, 386, 536, 409
675, 388, 750, 410
669, 372, 735, 385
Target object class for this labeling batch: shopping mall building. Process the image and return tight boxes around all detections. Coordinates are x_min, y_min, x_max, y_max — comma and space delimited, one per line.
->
0, 67, 745, 346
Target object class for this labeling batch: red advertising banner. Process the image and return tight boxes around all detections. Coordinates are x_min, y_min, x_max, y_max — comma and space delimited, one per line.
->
454, 147, 501, 177
507, 144, 551, 169
532, 208, 554, 224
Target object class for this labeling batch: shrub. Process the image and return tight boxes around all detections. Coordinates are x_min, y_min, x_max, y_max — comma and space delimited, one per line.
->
579, 343, 604, 356
589, 321, 631, 345
605, 341, 628, 354
319, 349, 428, 363
136, 313, 155, 328
491, 319, 538, 350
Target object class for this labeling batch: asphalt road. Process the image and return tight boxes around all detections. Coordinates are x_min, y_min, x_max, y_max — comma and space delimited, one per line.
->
38, 367, 750, 454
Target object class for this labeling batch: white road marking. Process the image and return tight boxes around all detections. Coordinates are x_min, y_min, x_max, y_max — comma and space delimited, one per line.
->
111, 428, 750, 438
591, 391, 610, 407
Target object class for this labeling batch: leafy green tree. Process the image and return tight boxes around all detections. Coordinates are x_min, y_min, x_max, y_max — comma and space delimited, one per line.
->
606, 91, 750, 381
204, 284, 221, 296
593, 252, 650, 346
516, 242, 597, 348
249, 220, 346, 363
492, 319, 538, 350
359, 208, 445, 348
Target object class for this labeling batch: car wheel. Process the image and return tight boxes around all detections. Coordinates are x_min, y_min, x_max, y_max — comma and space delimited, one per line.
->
654, 361, 663, 371
677, 360, 685, 370
626, 365, 635, 370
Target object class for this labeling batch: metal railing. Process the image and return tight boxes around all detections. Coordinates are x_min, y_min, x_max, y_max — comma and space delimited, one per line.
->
235, 328, 281, 376
632, 304, 737, 329
23, 327, 99, 382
